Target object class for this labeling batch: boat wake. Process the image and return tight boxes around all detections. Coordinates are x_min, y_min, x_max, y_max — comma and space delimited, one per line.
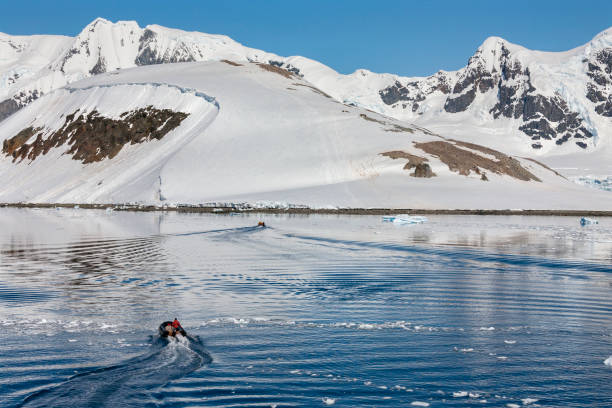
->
18, 335, 212, 407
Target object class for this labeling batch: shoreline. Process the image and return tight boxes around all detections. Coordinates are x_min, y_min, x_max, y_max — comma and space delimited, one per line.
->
1, 203, 611, 217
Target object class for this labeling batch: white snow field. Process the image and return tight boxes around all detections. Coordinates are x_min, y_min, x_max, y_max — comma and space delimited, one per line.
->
0, 61, 609, 210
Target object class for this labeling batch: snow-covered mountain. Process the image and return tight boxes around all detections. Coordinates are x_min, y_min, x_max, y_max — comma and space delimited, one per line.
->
0, 18, 280, 122
0, 60, 609, 210
0, 18, 610, 209
1, 19, 611, 159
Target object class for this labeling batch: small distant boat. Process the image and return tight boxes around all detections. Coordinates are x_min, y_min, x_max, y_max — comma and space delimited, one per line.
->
159, 319, 187, 337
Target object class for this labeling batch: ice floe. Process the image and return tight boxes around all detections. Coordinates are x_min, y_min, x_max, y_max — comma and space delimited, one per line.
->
322, 397, 336, 405
382, 215, 428, 225
605, 356, 612, 366
580, 217, 599, 226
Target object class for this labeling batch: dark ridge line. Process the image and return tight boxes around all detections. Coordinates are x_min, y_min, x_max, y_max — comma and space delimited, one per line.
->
1, 203, 611, 217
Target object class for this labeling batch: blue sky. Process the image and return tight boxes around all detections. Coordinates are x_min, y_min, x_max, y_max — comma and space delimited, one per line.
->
2, 0, 611, 77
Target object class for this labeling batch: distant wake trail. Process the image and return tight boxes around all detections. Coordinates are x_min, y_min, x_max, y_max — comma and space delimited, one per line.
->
18, 336, 212, 408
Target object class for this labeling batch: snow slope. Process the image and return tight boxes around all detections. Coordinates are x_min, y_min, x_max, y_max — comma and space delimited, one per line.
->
0, 61, 609, 210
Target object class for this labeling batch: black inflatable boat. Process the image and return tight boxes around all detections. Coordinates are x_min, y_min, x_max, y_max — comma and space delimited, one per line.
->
159, 320, 187, 337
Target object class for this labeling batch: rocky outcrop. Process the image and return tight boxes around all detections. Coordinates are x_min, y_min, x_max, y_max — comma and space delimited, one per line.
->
2, 126, 42, 158
0, 90, 41, 123
586, 48, 612, 117
135, 29, 197, 66
379, 73, 451, 113
381, 150, 436, 177
360, 114, 415, 133
443, 47, 499, 113
257, 63, 296, 79
270, 60, 303, 77
2, 107, 189, 164
413, 140, 540, 182
0, 98, 20, 123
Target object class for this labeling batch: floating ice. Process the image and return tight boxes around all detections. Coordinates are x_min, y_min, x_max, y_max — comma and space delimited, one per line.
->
322, 397, 336, 405
382, 215, 428, 225
504, 340, 517, 344
479, 326, 495, 331
507, 404, 520, 408
580, 217, 598, 226
453, 391, 468, 397
605, 356, 612, 366
469, 392, 481, 398
521, 398, 538, 405
410, 402, 430, 407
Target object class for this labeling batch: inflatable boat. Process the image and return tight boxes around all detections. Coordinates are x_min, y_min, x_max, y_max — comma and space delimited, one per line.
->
159, 320, 187, 337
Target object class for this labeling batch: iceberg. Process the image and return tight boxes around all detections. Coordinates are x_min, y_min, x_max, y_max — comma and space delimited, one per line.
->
580, 217, 598, 226
382, 215, 428, 225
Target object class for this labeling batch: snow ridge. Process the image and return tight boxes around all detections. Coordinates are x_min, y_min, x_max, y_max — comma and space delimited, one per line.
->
66, 82, 220, 109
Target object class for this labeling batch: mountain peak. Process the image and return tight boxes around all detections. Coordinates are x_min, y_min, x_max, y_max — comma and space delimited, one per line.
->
476, 36, 524, 58
587, 26, 612, 52
84, 17, 112, 29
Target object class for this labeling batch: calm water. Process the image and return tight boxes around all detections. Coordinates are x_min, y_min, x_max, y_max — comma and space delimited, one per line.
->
1, 209, 611, 407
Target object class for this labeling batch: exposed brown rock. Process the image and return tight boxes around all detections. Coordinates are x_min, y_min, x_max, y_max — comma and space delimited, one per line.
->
413, 140, 540, 182
381, 151, 436, 178
2, 107, 189, 164
412, 162, 435, 178
2, 126, 43, 161
360, 113, 384, 124
221, 59, 243, 66
257, 63, 295, 79
291, 83, 332, 98
360, 114, 414, 133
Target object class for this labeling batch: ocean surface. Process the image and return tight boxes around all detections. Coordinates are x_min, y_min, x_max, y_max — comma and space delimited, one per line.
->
1, 208, 611, 407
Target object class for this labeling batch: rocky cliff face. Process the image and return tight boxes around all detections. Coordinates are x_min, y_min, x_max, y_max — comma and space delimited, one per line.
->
586, 48, 612, 117
377, 36, 609, 151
